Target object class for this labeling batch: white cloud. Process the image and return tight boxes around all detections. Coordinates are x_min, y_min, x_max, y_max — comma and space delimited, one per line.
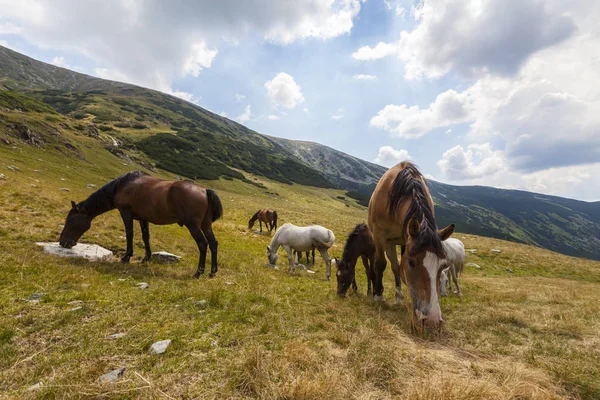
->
267, 114, 279, 120
444, 129, 452, 135
370, 89, 471, 138
384, 0, 405, 18
50, 56, 70, 68
237, 105, 252, 122
353, 74, 377, 80
332, 114, 344, 120
219, 111, 229, 118
352, 41, 398, 60
395, 0, 577, 80
302, 108, 309, 113
0, 0, 362, 98
235, 93, 246, 102
182, 42, 217, 77
265, 72, 305, 109
437, 143, 504, 180
375, 146, 412, 167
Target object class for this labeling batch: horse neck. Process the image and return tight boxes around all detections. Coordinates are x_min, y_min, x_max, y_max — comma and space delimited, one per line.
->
269, 230, 282, 250
80, 189, 117, 218
341, 237, 360, 267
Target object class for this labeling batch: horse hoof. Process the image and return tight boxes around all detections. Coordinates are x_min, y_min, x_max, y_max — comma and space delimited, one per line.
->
120, 257, 131, 264
193, 270, 205, 279
141, 256, 151, 263
209, 273, 216, 278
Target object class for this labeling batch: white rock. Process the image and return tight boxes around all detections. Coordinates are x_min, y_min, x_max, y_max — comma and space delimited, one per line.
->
224, 281, 234, 285
149, 339, 171, 354
99, 367, 126, 383
151, 251, 181, 264
467, 263, 482, 269
36, 242, 113, 262
7, 165, 20, 171
306, 270, 316, 274
107, 333, 126, 340
59, 188, 70, 192
136, 282, 149, 289
0, 173, 5, 180
68, 300, 84, 305
87, 184, 97, 188
69, 306, 83, 312
467, 249, 477, 253
491, 249, 502, 253
26, 382, 43, 391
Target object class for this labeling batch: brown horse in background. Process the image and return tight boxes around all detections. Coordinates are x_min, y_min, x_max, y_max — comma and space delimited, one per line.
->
335, 223, 375, 297
248, 209, 278, 233
368, 162, 454, 328
59, 171, 223, 278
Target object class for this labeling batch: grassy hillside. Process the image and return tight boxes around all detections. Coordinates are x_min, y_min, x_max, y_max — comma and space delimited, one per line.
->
1, 44, 599, 262
1, 101, 600, 399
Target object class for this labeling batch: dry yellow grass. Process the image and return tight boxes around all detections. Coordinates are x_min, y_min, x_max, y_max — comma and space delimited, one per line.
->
0, 141, 599, 399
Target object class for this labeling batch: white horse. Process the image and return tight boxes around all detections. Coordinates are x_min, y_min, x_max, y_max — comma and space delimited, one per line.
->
266, 223, 336, 280
439, 238, 465, 297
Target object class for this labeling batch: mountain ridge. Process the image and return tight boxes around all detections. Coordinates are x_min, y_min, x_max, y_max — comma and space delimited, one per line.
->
1, 45, 599, 260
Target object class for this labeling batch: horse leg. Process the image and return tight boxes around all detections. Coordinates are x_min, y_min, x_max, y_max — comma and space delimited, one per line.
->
317, 248, 332, 281
451, 263, 462, 296
311, 249, 315, 264
201, 223, 219, 278
119, 209, 134, 263
283, 245, 295, 274
139, 220, 152, 262
362, 255, 374, 296
259, 221, 263, 233
386, 244, 403, 304
186, 224, 208, 278
373, 241, 386, 301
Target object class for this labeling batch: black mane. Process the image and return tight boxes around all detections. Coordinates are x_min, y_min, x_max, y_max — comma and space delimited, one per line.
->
341, 223, 368, 260
386, 162, 443, 255
79, 171, 147, 217
249, 210, 260, 221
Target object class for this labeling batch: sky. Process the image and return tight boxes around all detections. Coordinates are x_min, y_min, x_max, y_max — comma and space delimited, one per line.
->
1, 0, 599, 201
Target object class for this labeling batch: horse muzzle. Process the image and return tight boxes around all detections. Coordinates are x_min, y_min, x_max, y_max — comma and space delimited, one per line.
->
59, 240, 76, 249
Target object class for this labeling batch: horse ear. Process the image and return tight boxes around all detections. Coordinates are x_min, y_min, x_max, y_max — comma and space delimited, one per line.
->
408, 218, 420, 238
71, 201, 78, 211
439, 224, 455, 241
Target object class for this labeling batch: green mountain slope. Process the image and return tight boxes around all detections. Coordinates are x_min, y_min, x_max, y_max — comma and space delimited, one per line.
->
1, 45, 599, 260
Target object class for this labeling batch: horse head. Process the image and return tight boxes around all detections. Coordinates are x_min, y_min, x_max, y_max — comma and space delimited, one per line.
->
335, 258, 354, 297
402, 218, 454, 328
266, 245, 278, 265
59, 201, 93, 248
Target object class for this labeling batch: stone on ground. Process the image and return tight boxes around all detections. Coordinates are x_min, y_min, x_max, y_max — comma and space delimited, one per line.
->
151, 251, 181, 264
27, 382, 43, 391
98, 367, 126, 383
491, 249, 502, 253
69, 306, 83, 312
467, 262, 482, 269
107, 333, 125, 340
136, 282, 149, 289
149, 339, 171, 354
7, 165, 20, 171
36, 242, 113, 262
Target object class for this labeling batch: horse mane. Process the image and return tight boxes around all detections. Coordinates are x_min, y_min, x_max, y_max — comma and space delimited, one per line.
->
342, 223, 368, 260
386, 162, 443, 256
249, 210, 260, 222
79, 171, 147, 217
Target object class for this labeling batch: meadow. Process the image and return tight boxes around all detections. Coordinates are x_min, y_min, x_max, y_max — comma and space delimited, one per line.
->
1, 140, 599, 399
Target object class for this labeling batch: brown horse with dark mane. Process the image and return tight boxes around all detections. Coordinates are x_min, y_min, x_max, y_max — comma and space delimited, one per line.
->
335, 223, 375, 297
248, 209, 278, 234
368, 162, 454, 328
59, 171, 223, 278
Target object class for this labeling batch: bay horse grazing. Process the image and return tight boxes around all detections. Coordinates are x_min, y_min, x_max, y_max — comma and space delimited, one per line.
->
267, 223, 335, 280
335, 223, 376, 297
248, 209, 278, 234
58, 171, 223, 278
368, 162, 454, 328
439, 238, 465, 297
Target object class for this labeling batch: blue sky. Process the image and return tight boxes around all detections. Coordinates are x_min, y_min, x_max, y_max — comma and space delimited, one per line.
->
1, 0, 599, 200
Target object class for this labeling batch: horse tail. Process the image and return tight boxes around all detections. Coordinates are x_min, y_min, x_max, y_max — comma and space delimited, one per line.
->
272, 210, 278, 231
206, 189, 223, 222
